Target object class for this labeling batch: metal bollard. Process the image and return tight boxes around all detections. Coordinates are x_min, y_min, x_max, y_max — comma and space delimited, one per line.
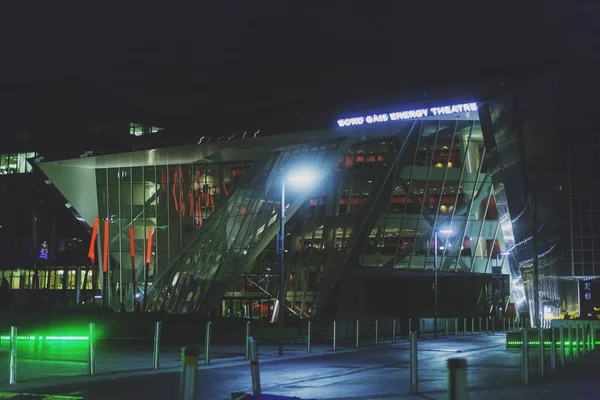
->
559, 326, 565, 367
539, 328, 544, 377
409, 318, 412, 336
179, 347, 198, 400
9, 326, 17, 385
375, 319, 379, 346
410, 331, 418, 394
591, 322, 596, 351
356, 320, 360, 348
249, 337, 261, 395
471, 318, 475, 336
333, 320, 337, 351
485, 318, 489, 334
307, 320, 312, 353
522, 330, 529, 386
245, 320, 251, 360
204, 321, 211, 365
463, 318, 466, 336
478, 317, 482, 334
447, 358, 468, 400
89, 323, 95, 376
503, 317, 506, 332
153, 321, 162, 370
550, 328, 556, 372
392, 319, 397, 344
568, 325, 574, 362
454, 318, 458, 337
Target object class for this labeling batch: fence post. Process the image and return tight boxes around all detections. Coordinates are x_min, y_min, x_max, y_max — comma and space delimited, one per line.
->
332, 320, 337, 351
539, 327, 544, 377
447, 358, 468, 400
559, 326, 565, 367
153, 321, 162, 370
445, 318, 449, 338
575, 324, 580, 360
307, 320, 312, 353
485, 318, 489, 334
392, 319, 397, 344
410, 331, 418, 394
249, 337, 261, 395
245, 320, 251, 360
478, 317, 482, 334
463, 318, 466, 336
356, 320, 360, 348
204, 321, 211, 365
88, 323, 95, 376
9, 326, 17, 385
375, 319, 379, 345
454, 318, 458, 336
522, 329, 529, 386
471, 318, 475, 336
550, 327, 556, 372
179, 347, 198, 400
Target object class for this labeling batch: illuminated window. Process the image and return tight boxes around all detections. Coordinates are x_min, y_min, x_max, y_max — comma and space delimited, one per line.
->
0, 152, 37, 174
129, 123, 162, 136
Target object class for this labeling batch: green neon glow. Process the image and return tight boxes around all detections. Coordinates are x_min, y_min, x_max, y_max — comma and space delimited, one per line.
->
507, 340, 600, 346
0, 335, 89, 341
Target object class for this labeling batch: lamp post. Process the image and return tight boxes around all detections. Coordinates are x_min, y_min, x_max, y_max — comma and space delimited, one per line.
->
433, 229, 452, 339
278, 169, 318, 357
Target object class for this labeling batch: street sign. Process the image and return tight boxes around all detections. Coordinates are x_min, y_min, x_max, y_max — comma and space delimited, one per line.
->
492, 266, 502, 280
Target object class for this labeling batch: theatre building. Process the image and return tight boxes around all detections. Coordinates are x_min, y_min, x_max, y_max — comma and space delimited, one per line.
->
34, 88, 578, 323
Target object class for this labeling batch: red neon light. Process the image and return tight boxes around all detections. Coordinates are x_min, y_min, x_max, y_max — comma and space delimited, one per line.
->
102, 219, 109, 273
146, 227, 154, 264
129, 226, 135, 257
88, 217, 99, 264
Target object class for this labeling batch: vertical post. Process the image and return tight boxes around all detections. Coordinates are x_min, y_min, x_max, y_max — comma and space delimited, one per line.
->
559, 326, 565, 367
89, 323, 95, 376
375, 319, 379, 345
9, 326, 17, 385
575, 324, 580, 360
447, 358, 468, 400
433, 231, 438, 340
204, 322, 211, 365
471, 318, 474, 336
75, 266, 82, 306
582, 324, 587, 356
445, 318, 449, 338
410, 331, 418, 394
522, 329, 529, 386
569, 325, 574, 362
454, 318, 458, 337
478, 317, 482, 334
249, 337, 261, 395
356, 319, 360, 348
485, 318, 489, 334
392, 319, 397, 344
463, 318, 466, 336
332, 320, 337, 351
245, 320, 251, 360
153, 321, 162, 370
278, 181, 286, 357
591, 322, 595, 351
539, 327, 544, 377
307, 320, 312, 353
408, 319, 412, 336
503, 317, 506, 331
550, 327, 556, 372
179, 347, 198, 400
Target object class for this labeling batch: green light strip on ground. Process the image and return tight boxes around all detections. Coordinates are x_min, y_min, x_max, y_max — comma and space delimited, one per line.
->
507, 341, 600, 346
0, 336, 89, 341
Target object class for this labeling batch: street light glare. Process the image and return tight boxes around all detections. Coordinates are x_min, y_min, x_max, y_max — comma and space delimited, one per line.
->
286, 170, 318, 185
439, 229, 453, 234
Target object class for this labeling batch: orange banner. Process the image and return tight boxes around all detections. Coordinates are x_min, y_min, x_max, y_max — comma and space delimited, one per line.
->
145, 227, 154, 264
88, 217, 99, 264
103, 219, 109, 273
129, 226, 135, 257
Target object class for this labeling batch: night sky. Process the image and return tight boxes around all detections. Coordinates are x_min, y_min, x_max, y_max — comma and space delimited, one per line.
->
0, 1, 594, 141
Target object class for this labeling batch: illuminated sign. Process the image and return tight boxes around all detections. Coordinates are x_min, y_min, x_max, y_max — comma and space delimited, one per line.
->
337, 102, 478, 127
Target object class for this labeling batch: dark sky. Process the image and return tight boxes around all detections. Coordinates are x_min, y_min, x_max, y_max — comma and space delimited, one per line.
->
0, 1, 593, 137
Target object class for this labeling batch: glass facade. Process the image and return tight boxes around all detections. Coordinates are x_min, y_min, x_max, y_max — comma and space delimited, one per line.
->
41, 98, 582, 322
0, 152, 37, 174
